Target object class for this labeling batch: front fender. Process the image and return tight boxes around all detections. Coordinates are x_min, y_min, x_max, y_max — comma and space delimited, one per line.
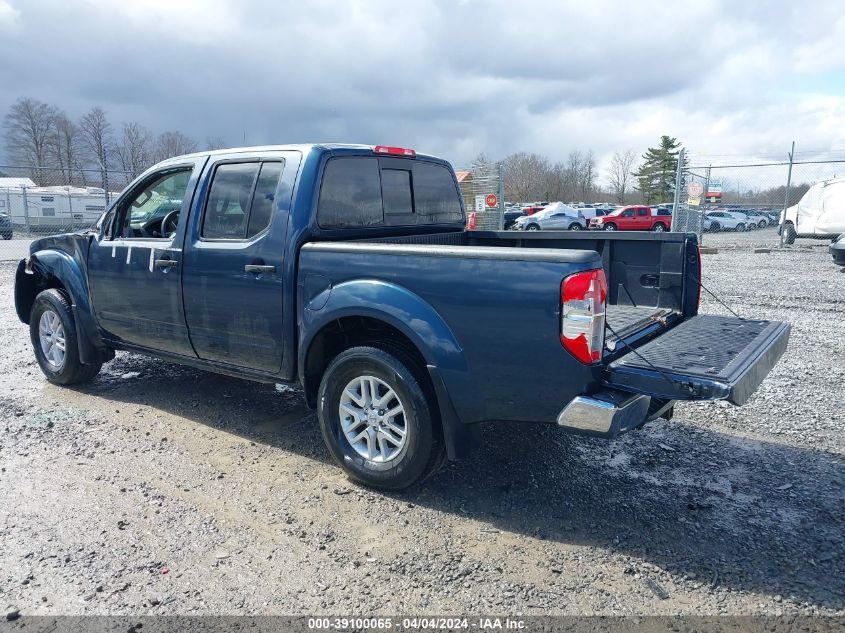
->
26, 249, 108, 361
298, 278, 467, 379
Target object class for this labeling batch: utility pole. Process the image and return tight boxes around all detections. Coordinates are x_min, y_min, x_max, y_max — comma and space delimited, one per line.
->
672, 148, 685, 230
779, 141, 795, 248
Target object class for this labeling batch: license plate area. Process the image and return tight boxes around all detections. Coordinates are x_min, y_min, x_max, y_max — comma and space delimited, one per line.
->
605, 314, 790, 405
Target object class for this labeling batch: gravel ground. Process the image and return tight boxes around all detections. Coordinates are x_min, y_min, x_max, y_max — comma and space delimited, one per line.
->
0, 244, 843, 617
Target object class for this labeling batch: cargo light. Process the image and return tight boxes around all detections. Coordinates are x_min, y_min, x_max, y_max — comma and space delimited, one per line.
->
374, 145, 416, 157
561, 269, 607, 364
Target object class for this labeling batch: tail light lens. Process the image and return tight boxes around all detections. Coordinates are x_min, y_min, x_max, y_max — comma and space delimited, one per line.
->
695, 244, 702, 312
467, 212, 477, 230
561, 269, 607, 364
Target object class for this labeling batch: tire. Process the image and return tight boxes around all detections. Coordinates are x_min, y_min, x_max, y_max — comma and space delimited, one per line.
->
736, 223, 746, 232
651, 222, 667, 232
29, 289, 102, 385
782, 222, 796, 244
526, 224, 540, 231
604, 223, 617, 231
2, 232, 11, 240
568, 223, 581, 231
759, 220, 767, 229
317, 345, 445, 490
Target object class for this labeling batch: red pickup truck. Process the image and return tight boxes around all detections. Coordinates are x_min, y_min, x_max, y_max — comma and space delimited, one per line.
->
589, 205, 672, 232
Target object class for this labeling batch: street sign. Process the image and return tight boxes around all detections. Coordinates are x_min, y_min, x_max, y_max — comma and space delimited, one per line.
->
485, 193, 498, 208
687, 182, 704, 198
688, 196, 701, 206
474, 195, 485, 212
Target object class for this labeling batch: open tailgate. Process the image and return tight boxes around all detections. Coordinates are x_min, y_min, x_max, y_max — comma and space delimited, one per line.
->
606, 314, 790, 406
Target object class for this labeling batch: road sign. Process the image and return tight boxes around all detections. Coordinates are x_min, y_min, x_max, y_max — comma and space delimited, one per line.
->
474, 195, 485, 212
687, 182, 704, 198
485, 193, 498, 208
688, 196, 701, 206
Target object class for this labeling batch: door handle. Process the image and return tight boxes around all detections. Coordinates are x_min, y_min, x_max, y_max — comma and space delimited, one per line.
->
244, 264, 276, 274
155, 259, 179, 269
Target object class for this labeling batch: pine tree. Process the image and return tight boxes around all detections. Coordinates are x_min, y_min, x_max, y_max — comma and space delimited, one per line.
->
633, 136, 683, 203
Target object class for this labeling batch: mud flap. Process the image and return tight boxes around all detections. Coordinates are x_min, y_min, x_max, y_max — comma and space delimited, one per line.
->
605, 314, 790, 406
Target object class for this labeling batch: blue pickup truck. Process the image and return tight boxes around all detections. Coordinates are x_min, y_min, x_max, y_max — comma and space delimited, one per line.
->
14, 144, 790, 489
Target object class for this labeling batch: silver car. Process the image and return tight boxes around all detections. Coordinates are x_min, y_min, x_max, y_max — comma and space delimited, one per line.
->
513, 203, 587, 231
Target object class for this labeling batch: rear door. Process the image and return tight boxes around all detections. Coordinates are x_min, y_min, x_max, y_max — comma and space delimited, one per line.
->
181, 150, 301, 373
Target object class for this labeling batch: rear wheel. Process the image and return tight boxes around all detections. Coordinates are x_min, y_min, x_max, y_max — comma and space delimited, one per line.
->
782, 222, 796, 244
651, 222, 667, 232
568, 223, 581, 231
317, 346, 445, 490
736, 223, 746, 232
30, 289, 101, 385
604, 223, 617, 231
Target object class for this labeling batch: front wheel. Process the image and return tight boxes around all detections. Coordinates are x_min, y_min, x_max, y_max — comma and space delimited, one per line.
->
526, 224, 540, 231
568, 223, 581, 231
736, 223, 746, 232
604, 223, 617, 231
317, 346, 444, 490
651, 222, 667, 232
30, 289, 102, 385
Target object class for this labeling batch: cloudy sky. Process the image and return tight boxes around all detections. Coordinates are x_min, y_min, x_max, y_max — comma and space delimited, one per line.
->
1, 0, 844, 179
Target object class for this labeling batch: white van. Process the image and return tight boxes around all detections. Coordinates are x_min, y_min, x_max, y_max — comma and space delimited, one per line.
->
781, 177, 845, 242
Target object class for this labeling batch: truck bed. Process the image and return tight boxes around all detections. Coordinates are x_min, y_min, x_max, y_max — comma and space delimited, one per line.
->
360, 229, 696, 348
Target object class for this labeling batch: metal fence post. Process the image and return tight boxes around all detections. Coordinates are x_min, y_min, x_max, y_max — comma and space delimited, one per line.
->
497, 162, 505, 230
67, 188, 74, 232
672, 148, 684, 230
102, 165, 110, 208
21, 185, 31, 235
778, 141, 795, 248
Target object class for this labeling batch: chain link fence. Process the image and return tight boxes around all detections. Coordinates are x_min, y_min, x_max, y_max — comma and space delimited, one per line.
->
675, 150, 845, 249
456, 162, 505, 230
0, 165, 134, 261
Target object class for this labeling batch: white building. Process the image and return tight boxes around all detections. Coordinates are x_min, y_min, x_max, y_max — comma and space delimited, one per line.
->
0, 183, 118, 232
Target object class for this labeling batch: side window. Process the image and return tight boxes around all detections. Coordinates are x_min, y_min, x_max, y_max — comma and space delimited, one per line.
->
638, 208, 648, 216
622, 209, 634, 217
202, 163, 259, 239
246, 162, 284, 238
317, 157, 383, 228
382, 168, 413, 223
115, 168, 193, 239
413, 162, 463, 223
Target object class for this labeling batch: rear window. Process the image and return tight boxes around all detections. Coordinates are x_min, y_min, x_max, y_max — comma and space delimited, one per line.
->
317, 156, 463, 229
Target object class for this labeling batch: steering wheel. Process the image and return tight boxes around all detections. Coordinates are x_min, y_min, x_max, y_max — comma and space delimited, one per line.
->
160, 210, 179, 238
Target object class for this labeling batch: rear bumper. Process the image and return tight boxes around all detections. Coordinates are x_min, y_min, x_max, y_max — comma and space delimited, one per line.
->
557, 391, 655, 438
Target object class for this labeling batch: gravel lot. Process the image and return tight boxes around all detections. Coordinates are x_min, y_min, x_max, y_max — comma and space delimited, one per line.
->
0, 242, 843, 617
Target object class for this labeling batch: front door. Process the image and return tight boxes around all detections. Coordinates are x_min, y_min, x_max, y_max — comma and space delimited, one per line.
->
88, 159, 206, 356
181, 151, 297, 373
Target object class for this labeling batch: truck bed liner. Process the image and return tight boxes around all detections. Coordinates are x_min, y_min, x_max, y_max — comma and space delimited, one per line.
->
606, 314, 790, 405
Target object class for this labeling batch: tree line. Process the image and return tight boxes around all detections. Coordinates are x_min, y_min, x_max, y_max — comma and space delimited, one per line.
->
2, 96, 224, 187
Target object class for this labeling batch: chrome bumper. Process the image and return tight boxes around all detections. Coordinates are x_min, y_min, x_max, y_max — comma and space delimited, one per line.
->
556, 391, 653, 438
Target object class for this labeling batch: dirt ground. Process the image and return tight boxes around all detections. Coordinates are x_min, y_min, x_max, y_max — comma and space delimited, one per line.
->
0, 243, 843, 617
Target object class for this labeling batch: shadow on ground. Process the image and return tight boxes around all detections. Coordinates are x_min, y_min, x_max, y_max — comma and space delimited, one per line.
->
75, 352, 845, 610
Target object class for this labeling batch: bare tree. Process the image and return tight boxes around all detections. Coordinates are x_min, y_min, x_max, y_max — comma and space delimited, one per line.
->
205, 135, 227, 151
154, 131, 198, 162
580, 150, 596, 199
607, 149, 637, 203
49, 112, 85, 185
3, 97, 57, 180
503, 152, 549, 202
116, 122, 154, 179
79, 107, 114, 194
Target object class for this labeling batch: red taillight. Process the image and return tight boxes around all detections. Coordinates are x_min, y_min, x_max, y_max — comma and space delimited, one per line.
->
561, 269, 607, 364
374, 145, 416, 157
467, 212, 477, 230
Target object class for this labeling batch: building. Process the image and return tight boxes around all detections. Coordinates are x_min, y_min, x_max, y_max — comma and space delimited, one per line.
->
0, 183, 114, 232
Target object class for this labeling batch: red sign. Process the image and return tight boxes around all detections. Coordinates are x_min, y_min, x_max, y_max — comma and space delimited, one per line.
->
485, 193, 498, 208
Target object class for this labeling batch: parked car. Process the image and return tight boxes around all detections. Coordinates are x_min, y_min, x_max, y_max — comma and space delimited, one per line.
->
13, 143, 789, 490
704, 211, 748, 232
0, 212, 11, 240
503, 207, 527, 229
589, 205, 671, 232
744, 210, 772, 229
513, 202, 586, 231
781, 177, 845, 244
830, 234, 845, 266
